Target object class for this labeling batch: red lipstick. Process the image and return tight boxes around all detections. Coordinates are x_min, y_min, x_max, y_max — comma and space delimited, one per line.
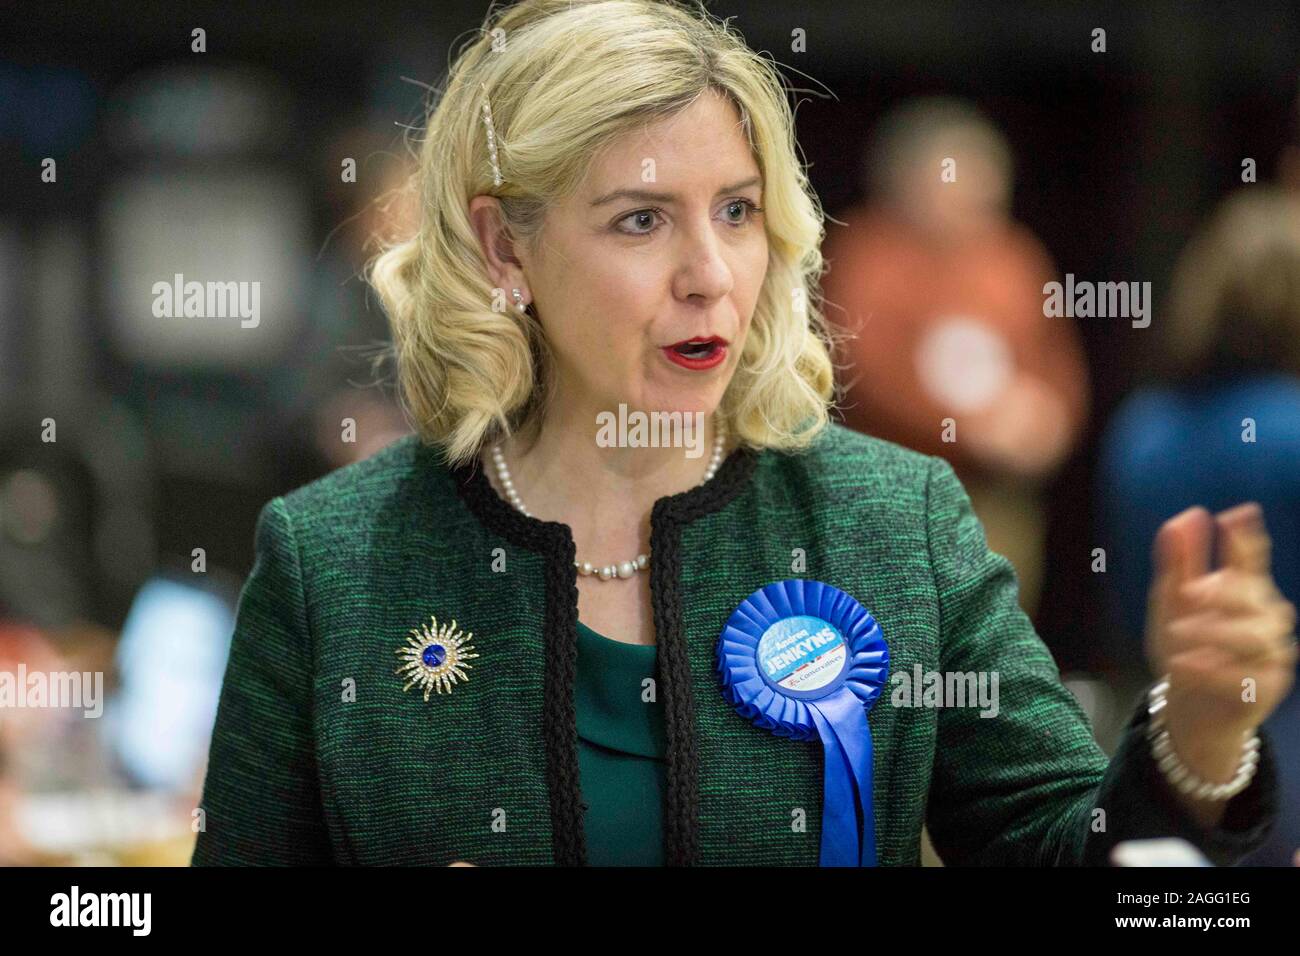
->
662, 336, 729, 371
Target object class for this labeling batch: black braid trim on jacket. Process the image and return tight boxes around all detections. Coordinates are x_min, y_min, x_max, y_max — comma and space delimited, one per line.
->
450, 442, 759, 866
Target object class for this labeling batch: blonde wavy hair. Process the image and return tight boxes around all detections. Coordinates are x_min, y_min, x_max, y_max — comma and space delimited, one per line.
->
368, 0, 839, 467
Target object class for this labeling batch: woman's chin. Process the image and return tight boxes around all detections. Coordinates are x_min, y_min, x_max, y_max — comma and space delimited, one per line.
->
637, 393, 723, 419
637, 373, 732, 416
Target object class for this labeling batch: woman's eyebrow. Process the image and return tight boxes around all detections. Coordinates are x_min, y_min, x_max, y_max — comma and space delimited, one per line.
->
589, 175, 763, 207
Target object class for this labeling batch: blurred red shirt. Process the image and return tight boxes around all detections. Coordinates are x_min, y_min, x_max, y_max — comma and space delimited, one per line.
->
820, 203, 1090, 480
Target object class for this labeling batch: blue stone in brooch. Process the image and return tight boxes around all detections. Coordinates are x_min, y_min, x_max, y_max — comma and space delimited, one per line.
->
395, 616, 478, 701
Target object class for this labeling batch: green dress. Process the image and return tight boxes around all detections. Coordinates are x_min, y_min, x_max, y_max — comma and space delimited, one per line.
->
574, 619, 667, 865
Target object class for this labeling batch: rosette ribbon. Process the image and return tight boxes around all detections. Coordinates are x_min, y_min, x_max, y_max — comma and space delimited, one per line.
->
716, 579, 889, 866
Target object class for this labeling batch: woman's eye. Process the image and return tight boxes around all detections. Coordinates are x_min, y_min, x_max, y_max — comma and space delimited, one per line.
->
615, 200, 763, 235
723, 199, 763, 225
617, 209, 661, 234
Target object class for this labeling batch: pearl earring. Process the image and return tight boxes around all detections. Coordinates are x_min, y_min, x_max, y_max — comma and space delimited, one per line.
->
511, 288, 527, 314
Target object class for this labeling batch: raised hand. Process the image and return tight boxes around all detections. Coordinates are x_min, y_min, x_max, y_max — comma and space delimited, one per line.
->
1144, 503, 1297, 825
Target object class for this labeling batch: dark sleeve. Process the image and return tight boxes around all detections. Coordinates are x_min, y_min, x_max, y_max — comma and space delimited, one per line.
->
922, 455, 1277, 865
191, 496, 334, 865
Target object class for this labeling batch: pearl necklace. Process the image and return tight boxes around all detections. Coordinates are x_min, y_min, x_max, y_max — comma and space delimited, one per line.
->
489, 422, 728, 581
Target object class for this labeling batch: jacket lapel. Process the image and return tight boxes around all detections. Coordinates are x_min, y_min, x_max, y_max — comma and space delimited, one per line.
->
446, 440, 761, 865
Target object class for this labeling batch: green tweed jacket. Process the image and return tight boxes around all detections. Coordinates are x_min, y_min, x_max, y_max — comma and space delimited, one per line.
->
191, 423, 1276, 866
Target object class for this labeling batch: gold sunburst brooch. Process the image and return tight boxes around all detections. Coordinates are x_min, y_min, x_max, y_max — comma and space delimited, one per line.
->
395, 615, 480, 701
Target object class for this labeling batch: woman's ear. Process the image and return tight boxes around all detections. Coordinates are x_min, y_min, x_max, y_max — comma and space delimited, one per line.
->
467, 195, 526, 293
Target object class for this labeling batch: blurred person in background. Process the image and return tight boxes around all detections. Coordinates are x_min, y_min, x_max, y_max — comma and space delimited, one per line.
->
1099, 185, 1300, 865
821, 96, 1089, 619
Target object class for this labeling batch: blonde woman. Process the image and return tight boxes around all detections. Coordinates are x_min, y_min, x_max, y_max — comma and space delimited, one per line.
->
192, 0, 1294, 866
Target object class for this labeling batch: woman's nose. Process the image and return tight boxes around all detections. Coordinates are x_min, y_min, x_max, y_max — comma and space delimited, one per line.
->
672, 222, 734, 302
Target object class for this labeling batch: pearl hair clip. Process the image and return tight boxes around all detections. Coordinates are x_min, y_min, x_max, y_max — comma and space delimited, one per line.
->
480, 82, 503, 187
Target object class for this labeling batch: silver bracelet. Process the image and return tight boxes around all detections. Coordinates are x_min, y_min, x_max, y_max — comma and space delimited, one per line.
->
1146, 677, 1260, 802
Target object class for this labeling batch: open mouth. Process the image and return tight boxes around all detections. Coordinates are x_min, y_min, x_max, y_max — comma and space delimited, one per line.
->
665, 338, 728, 371
673, 340, 720, 358
663, 336, 728, 370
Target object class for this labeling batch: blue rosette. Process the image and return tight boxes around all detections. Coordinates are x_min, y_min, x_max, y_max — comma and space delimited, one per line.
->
716, 578, 889, 866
